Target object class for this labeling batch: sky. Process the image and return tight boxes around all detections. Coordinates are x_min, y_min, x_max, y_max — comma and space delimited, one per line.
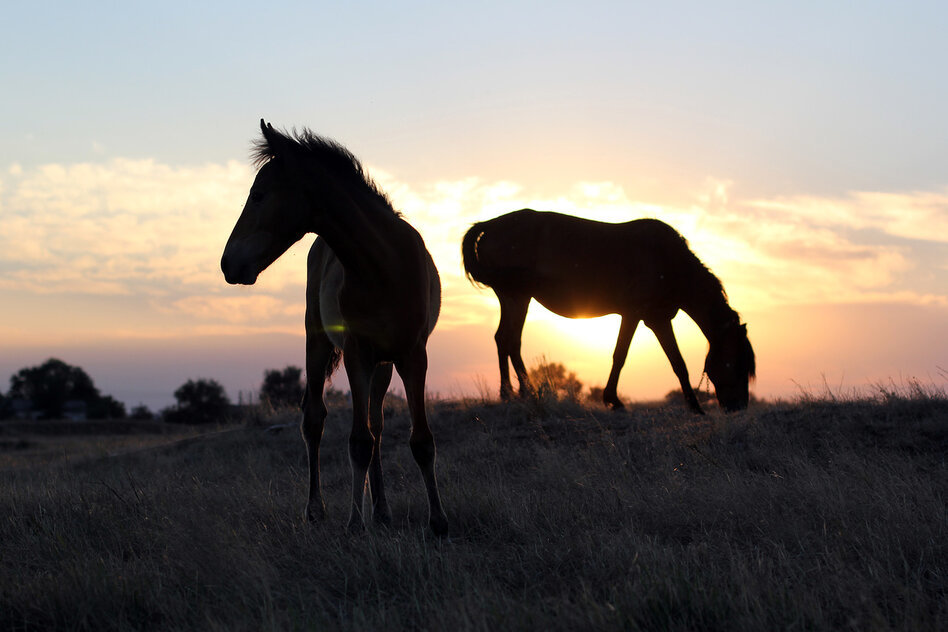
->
2, 1, 947, 412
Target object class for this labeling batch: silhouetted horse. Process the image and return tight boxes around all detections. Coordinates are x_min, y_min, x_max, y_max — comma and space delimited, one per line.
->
462, 209, 755, 414
222, 121, 448, 535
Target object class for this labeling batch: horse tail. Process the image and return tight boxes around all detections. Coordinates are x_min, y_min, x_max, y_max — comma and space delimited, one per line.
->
461, 221, 492, 287
325, 347, 342, 380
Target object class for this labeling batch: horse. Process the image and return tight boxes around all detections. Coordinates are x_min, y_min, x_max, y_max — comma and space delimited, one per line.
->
462, 209, 755, 414
221, 120, 448, 535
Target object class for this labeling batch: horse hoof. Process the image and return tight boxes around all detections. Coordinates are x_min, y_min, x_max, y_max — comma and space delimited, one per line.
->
429, 513, 449, 538
374, 510, 393, 528
304, 503, 327, 523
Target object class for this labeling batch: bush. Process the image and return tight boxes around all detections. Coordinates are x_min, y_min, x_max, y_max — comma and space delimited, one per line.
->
260, 366, 304, 409
528, 358, 584, 402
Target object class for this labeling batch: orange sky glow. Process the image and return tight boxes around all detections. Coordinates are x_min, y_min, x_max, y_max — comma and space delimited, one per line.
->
2, 157, 946, 410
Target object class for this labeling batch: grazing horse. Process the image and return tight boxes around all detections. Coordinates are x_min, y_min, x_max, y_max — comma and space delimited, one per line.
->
462, 209, 755, 414
221, 120, 448, 535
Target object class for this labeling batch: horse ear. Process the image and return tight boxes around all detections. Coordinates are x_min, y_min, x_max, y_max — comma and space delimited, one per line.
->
259, 120, 295, 161
260, 119, 278, 146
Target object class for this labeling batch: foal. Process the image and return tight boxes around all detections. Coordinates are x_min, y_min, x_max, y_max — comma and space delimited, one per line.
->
222, 121, 448, 535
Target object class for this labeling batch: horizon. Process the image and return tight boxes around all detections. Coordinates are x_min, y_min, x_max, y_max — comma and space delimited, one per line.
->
2, 2, 948, 412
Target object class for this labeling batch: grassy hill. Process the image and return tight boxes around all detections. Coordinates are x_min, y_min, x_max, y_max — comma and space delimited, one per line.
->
1, 390, 945, 631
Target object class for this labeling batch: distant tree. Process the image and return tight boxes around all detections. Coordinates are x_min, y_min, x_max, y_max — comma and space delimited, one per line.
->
325, 386, 349, 407
528, 358, 584, 402
129, 404, 154, 420
5, 358, 125, 419
0, 392, 9, 420
165, 378, 230, 424
88, 395, 127, 420
259, 366, 304, 409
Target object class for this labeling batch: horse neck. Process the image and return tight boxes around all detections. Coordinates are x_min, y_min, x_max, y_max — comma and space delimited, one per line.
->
680, 270, 738, 344
304, 181, 403, 281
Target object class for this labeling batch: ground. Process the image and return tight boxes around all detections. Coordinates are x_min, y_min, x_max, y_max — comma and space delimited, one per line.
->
1, 391, 945, 631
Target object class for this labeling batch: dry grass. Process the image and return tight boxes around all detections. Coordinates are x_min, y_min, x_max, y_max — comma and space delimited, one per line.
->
0, 420, 207, 471
1, 390, 945, 631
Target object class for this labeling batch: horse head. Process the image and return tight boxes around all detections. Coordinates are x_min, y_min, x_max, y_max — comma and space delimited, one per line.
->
221, 120, 310, 285
704, 320, 756, 412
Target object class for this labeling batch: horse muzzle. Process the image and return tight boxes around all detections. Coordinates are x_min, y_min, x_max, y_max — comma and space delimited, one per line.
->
220, 253, 259, 285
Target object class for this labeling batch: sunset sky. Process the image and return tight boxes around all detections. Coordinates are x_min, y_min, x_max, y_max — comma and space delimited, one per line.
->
2, 1, 947, 412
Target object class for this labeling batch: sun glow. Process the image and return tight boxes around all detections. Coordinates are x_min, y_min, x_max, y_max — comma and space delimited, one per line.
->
525, 303, 708, 355
527, 306, 622, 353
513, 301, 713, 398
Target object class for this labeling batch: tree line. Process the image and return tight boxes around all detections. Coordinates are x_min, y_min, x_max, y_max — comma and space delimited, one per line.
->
1, 356, 625, 423
0, 358, 308, 424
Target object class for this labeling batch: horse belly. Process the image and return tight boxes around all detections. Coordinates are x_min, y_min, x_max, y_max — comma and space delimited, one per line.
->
531, 280, 619, 318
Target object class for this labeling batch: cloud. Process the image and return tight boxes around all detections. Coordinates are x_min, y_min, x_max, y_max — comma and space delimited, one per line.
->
166, 295, 303, 324
724, 188, 948, 307
1, 158, 945, 345
748, 189, 948, 243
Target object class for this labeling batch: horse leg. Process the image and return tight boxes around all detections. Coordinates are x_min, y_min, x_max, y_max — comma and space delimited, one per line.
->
492, 292, 512, 400
301, 334, 334, 522
494, 292, 532, 400
647, 319, 704, 415
603, 317, 639, 410
367, 362, 394, 527
396, 346, 449, 536
343, 339, 376, 532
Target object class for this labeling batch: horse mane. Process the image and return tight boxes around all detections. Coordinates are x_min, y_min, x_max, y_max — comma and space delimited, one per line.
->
667, 228, 735, 318
675, 230, 755, 379
252, 126, 400, 217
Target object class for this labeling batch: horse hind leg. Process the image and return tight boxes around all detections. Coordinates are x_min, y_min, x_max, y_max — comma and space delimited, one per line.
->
367, 363, 394, 527
301, 335, 335, 522
343, 341, 376, 533
494, 292, 533, 400
494, 313, 515, 400
397, 346, 448, 536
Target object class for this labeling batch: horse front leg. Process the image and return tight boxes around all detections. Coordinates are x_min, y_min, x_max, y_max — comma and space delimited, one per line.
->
301, 335, 334, 522
396, 346, 449, 536
647, 319, 704, 415
603, 317, 638, 410
367, 362, 394, 527
343, 339, 376, 532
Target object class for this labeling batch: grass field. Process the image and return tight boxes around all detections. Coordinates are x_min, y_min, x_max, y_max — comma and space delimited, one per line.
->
1, 389, 945, 631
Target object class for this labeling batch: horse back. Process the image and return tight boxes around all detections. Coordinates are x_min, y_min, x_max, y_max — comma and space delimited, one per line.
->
463, 209, 700, 318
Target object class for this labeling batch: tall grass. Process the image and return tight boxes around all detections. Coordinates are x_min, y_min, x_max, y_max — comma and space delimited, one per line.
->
1, 390, 945, 631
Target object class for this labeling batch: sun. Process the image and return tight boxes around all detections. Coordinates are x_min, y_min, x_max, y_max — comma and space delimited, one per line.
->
524, 303, 709, 367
